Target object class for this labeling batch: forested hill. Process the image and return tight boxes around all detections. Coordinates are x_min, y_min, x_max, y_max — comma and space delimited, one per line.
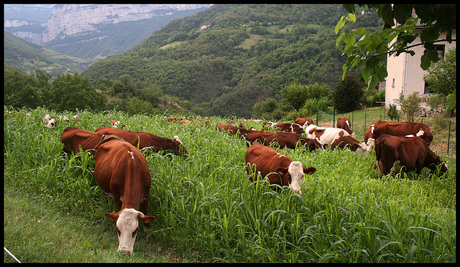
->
82, 4, 383, 117
4, 31, 90, 77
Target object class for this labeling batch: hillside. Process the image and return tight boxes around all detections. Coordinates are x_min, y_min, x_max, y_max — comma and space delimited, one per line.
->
3, 31, 90, 77
82, 4, 384, 117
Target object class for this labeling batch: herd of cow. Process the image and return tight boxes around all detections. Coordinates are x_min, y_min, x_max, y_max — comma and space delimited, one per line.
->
52, 113, 447, 255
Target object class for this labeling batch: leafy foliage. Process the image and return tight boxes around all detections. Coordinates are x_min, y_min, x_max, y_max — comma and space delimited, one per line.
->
387, 104, 400, 120
396, 92, 422, 122
333, 73, 365, 113
336, 4, 456, 89
424, 48, 456, 98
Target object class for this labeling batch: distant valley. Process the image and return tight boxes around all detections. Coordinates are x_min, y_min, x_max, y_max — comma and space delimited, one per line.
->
4, 4, 212, 61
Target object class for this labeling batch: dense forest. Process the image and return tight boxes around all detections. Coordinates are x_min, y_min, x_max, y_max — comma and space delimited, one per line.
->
82, 4, 384, 117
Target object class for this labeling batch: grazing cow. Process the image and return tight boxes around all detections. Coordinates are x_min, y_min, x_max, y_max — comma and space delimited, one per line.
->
95, 127, 187, 155
262, 122, 304, 135
304, 124, 373, 153
61, 127, 103, 155
245, 141, 316, 194
94, 135, 156, 254
374, 134, 447, 177
364, 125, 375, 143
42, 114, 56, 128
294, 118, 314, 126
330, 135, 374, 154
246, 131, 321, 151
216, 123, 255, 138
373, 120, 434, 145
336, 116, 355, 137
304, 124, 350, 145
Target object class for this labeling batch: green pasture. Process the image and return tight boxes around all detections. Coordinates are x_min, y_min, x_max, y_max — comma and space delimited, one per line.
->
4, 106, 456, 262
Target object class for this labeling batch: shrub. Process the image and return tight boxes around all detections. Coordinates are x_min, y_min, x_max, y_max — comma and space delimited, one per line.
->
387, 104, 400, 120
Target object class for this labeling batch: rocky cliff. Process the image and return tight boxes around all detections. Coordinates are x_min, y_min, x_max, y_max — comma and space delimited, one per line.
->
41, 4, 211, 43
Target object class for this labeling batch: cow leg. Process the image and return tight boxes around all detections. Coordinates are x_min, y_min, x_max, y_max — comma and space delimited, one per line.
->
112, 192, 123, 210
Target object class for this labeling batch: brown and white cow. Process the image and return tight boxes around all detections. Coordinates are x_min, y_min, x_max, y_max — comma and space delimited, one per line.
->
374, 134, 447, 177
305, 124, 372, 154
294, 118, 314, 126
330, 135, 375, 154
262, 122, 304, 135
61, 127, 103, 155
94, 135, 156, 254
95, 127, 187, 155
246, 131, 321, 151
336, 116, 355, 138
245, 141, 316, 194
43, 114, 56, 128
373, 120, 434, 145
216, 123, 255, 138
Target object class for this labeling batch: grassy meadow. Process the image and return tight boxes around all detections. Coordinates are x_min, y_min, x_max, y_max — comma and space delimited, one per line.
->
4, 106, 456, 263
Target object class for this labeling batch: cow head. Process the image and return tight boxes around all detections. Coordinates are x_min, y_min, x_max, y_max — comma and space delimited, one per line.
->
276, 161, 316, 194
43, 114, 56, 128
356, 138, 375, 154
105, 208, 156, 254
169, 136, 188, 155
416, 128, 434, 145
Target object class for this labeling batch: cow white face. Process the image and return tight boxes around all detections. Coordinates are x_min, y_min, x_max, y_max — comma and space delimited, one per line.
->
115, 208, 140, 254
43, 114, 56, 128
105, 208, 156, 254
288, 161, 305, 194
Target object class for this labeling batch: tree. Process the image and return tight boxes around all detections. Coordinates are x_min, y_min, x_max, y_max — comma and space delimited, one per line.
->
424, 48, 456, 113
50, 73, 107, 112
280, 83, 309, 112
396, 92, 421, 122
336, 4, 456, 89
333, 73, 365, 113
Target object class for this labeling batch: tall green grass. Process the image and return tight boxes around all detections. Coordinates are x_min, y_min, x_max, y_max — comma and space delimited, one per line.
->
4, 106, 456, 262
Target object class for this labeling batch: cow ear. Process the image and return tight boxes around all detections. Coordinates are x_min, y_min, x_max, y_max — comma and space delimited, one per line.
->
105, 211, 119, 221
303, 167, 316, 175
276, 167, 288, 176
137, 212, 156, 225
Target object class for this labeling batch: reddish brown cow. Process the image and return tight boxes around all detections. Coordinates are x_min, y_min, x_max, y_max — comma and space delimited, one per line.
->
245, 141, 316, 194
330, 135, 374, 154
246, 131, 321, 151
94, 135, 156, 254
95, 127, 187, 155
363, 125, 375, 143
336, 116, 354, 137
61, 127, 103, 155
374, 134, 447, 177
216, 123, 255, 137
294, 118, 314, 126
373, 120, 434, 145
262, 122, 304, 135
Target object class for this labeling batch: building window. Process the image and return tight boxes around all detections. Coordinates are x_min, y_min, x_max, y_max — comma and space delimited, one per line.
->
392, 78, 395, 88
424, 82, 432, 94
434, 45, 445, 59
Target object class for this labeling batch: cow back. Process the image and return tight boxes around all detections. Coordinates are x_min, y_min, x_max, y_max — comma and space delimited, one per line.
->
61, 127, 103, 155
94, 138, 151, 210
95, 127, 187, 155
374, 120, 433, 145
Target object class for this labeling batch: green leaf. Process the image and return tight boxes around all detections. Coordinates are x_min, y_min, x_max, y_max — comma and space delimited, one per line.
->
392, 4, 413, 25
367, 74, 379, 89
421, 49, 439, 70
343, 4, 355, 14
346, 13, 356, 22
336, 33, 344, 48
446, 93, 456, 110
335, 17, 346, 34
380, 4, 395, 27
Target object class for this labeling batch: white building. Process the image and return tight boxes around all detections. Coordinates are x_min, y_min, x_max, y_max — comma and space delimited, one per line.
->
385, 26, 456, 108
